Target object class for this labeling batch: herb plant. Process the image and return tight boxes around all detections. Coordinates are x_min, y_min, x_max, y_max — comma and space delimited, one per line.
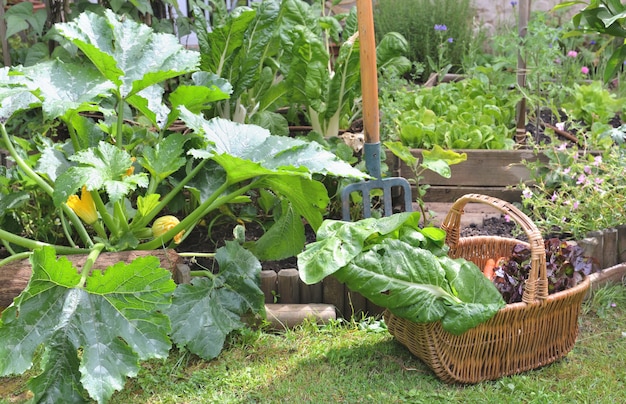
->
0, 10, 367, 402
518, 140, 626, 240
297, 212, 506, 335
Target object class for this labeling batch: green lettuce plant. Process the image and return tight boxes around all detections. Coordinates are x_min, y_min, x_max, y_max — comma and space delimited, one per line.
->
0, 10, 367, 402
394, 78, 517, 149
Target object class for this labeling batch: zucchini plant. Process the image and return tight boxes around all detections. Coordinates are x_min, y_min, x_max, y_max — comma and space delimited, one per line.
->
0, 10, 367, 403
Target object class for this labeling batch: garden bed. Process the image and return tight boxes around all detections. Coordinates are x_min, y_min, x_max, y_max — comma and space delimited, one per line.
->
387, 148, 548, 203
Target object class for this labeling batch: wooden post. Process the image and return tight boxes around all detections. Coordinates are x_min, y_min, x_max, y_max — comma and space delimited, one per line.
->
366, 299, 386, 318
617, 225, 626, 263
300, 279, 322, 304
322, 276, 345, 317
603, 228, 618, 269
277, 268, 300, 304
260, 270, 278, 304
580, 231, 604, 269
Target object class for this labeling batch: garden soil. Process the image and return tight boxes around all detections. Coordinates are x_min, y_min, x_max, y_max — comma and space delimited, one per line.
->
177, 202, 518, 273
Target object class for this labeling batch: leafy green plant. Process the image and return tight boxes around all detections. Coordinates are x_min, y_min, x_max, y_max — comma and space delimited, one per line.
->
1, 1, 47, 66
557, 0, 626, 82
297, 212, 506, 335
0, 10, 367, 402
373, 0, 475, 79
394, 78, 518, 149
384, 142, 466, 225
191, 0, 410, 139
562, 80, 623, 126
518, 140, 626, 240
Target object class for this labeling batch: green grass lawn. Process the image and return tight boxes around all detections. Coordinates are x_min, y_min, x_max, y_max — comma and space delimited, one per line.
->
2, 283, 626, 403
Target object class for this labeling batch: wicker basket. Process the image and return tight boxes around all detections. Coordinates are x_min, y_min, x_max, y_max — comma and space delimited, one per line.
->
384, 194, 591, 384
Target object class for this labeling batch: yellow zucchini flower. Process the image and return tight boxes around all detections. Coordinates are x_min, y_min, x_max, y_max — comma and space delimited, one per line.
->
66, 186, 98, 225
124, 157, 136, 178
152, 215, 185, 244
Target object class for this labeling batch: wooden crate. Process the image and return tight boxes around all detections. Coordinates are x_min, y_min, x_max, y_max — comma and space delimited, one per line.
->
388, 149, 548, 203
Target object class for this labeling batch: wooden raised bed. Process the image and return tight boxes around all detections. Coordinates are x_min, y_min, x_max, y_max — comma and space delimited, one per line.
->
0, 250, 188, 311
387, 148, 548, 203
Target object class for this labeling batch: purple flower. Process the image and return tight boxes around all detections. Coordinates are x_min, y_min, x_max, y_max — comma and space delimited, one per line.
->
522, 189, 533, 199
576, 174, 587, 184
434, 24, 448, 31
581, 66, 590, 74
511, 1, 518, 6
447, 37, 454, 43
572, 201, 579, 210
593, 155, 602, 166
567, 50, 578, 57
563, 167, 571, 175
551, 192, 558, 202
590, 40, 596, 45
584, 165, 591, 174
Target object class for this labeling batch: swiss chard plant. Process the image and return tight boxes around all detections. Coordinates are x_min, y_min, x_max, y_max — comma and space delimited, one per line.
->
192, 0, 411, 139
0, 10, 368, 403
191, 0, 360, 138
297, 212, 506, 335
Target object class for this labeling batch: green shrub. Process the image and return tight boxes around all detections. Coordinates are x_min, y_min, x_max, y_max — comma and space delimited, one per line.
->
373, 0, 475, 80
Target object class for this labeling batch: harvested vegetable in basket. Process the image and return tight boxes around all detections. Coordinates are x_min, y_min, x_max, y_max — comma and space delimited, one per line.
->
297, 212, 506, 335
493, 238, 598, 304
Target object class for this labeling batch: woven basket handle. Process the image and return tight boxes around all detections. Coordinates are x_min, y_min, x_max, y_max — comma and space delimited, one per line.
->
440, 194, 548, 303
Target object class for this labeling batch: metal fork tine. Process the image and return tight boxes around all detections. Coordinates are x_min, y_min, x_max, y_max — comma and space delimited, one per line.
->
341, 178, 412, 221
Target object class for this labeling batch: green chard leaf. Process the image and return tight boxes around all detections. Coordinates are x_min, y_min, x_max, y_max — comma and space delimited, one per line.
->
298, 212, 422, 284
167, 242, 265, 360
0, 246, 176, 403
297, 215, 506, 335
